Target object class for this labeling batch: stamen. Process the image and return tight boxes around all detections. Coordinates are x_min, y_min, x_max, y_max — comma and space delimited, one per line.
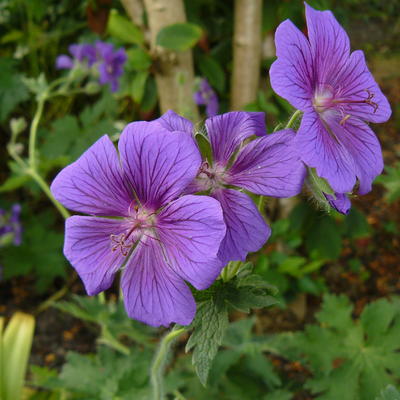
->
340, 114, 351, 125
110, 233, 132, 256
334, 89, 378, 113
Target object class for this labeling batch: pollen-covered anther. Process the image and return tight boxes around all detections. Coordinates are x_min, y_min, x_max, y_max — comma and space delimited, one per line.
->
364, 89, 378, 113
110, 233, 133, 256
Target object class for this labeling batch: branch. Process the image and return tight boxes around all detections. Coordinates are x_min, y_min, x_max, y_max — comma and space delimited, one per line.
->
230, 0, 262, 110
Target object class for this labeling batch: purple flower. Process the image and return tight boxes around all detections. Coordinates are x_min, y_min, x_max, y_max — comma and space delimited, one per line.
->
157, 110, 306, 264
270, 3, 391, 196
50, 120, 226, 327
325, 192, 351, 215
56, 44, 96, 70
0, 204, 22, 247
95, 41, 127, 92
194, 79, 219, 117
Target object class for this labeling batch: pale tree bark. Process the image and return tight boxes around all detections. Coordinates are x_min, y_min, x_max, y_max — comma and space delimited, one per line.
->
141, 0, 198, 119
230, 0, 262, 110
121, 0, 145, 29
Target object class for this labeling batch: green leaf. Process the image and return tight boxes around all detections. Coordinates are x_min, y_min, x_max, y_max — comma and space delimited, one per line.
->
375, 162, 400, 203
107, 9, 144, 45
0, 59, 29, 121
376, 385, 400, 400
316, 293, 353, 331
197, 55, 225, 93
305, 216, 342, 260
342, 207, 371, 239
131, 71, 149, 103
275, 295, 400, 400
126, 47, 152, 71
186, 294, 229, 385
1, 313, 35, 400
1, 212, 66, 292
0, 174, 31, 193
156, 23, 202, 51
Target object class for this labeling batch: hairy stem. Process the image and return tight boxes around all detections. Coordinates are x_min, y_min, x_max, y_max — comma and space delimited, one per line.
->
285, 109, 302, 129
151, 325, 186, 400
230, 0, 262, 110
29, 96, 46, 170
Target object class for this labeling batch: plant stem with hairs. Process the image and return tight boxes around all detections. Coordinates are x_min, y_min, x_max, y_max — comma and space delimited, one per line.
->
151, 325, 186, 400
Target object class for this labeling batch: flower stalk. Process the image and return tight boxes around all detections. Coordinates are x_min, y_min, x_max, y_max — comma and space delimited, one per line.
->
151, 325, 186, 400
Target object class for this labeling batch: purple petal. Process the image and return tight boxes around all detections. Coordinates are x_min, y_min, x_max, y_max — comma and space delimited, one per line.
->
206, 95, 219, 117
334, 50, 391, 123
51, 135, 132, 216
227, 129, 306, 197
69, 44, 96, 65
157, 195, 226, 289
64, 216, 126, 295
305, 3, 350, 86
212, 189, 270, 264
325, 192, 351, 215
56, 55, 73, 69
121, 238, 196, 327
155, 110, 194, 135
206, 111, 266, 165
325, 115, 383, 195
269, 20, 313, 111
118, 121, 201, 210
295, 112, 356, 193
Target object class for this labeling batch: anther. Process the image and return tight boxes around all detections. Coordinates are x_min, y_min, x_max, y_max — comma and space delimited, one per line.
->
340, 114, 351, 125
364, 89, 378, 113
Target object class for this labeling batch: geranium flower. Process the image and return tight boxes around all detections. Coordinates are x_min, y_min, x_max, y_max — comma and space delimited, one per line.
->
56, 44, 96, 70
270, 3, 391, 198
157, 110, 306, 264
193, 78, 219, 117
0, 204, 22, 247
95, 41, 127, 92
50, 121, 226, 327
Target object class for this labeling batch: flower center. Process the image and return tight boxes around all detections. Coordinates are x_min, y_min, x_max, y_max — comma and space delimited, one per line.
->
313, 84, 378, 125
110, 205, 157, 256
197, 161, 227, 191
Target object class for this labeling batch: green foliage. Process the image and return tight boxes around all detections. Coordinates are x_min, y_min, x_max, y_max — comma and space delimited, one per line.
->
55, 295, 156, 352
0, 211, 66, 292
197, 54, 226, 93
376, 385, 400, 400
186, 288, 229, 386
31, 347, 153, 400
1, 312, 35, 400
107, 9, 144, 45
271, 294, 400, 400
40, 92, 118, 164
187, 268, 278, 385
156, 23, 203, 51
0, 58, 29, 122
376, 162, 400, 203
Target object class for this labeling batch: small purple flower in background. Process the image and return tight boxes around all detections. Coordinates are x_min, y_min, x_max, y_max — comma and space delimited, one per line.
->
194, 79, 219, 117
157, 110, 306, 265
269, 3, 391, 208
0, 204, 22, 247
56, 41, 126, 93
95, 41, 127, 92
51, 120, 226, 327
56, 44, 96, 70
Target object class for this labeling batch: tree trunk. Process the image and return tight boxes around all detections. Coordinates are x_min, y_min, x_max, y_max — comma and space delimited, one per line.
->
142, 0, 198, 119
230, 0, 262, 110
120, 0, 145, 29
